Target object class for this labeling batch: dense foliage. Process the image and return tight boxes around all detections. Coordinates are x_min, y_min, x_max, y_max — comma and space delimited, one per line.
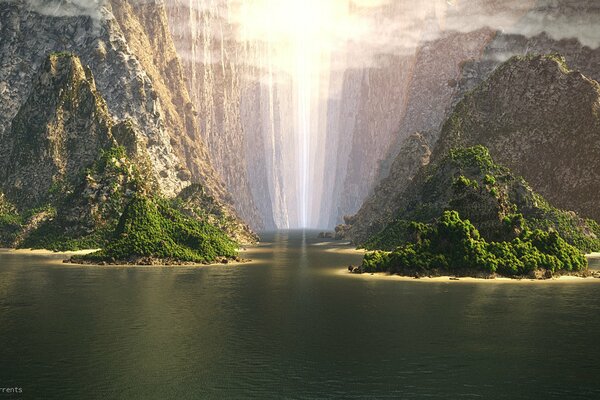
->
360, 146, 597, 277
363, 146, 600, 254
362, 211, 587, 276
0, 144, 240, 263
80, 195, 238, 264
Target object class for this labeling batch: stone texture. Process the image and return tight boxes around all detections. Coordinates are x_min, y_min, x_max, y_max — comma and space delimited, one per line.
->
339, 133, 431, 244
0, 53, 113, 209
436, 55, 600, 221
0, 0, 256, 242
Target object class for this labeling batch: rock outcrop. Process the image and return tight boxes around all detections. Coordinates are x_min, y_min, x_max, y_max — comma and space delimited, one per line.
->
0, 0, 255, 242
0, 53, 253, 262
435, 54, 600, 222
337, 133, 431, 244
325, 29, 495, 227
0, 53, 113, 209
359, 146, 599, 284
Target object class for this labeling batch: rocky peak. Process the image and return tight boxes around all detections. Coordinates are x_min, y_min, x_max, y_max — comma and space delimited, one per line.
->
436, 54, 600, 221
0, 52, 114, 209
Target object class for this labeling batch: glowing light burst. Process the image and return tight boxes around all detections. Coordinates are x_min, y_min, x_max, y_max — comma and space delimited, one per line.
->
236, 0, 361, 227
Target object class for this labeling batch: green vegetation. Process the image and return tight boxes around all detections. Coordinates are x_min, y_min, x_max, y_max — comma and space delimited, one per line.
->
360, 146, 599, 277
1, 144, 241, 264
363, 146, 600, 254
362, 211, 587, 277
79, 195, 238, 264
0, 52, 244, 264
0, 196, 22, 247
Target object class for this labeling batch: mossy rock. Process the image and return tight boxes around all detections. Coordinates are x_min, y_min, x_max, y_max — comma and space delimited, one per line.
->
362, 211, 588, 277
363, 146, 600, 254
78, 195, 239, 264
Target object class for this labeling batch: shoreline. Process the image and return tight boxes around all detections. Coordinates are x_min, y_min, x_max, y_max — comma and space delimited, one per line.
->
338, 269, 600, 283
329, 246, 600, 283
0, 247, 254, 268
0, 248, 100, 256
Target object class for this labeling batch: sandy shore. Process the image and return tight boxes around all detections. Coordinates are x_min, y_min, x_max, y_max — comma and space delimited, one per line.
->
0, 247, 255, 268
327, 246, 600, 283
0, 248, 100, 256
336, 268, 600, 283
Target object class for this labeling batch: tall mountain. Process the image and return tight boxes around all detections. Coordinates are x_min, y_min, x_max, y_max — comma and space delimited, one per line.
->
0, 0, 255, 243
343, 54, 600, 243
435, 54, 600, 221
340, 0, 600, 238
0, 52, 254, 252
359, 147, 597, 278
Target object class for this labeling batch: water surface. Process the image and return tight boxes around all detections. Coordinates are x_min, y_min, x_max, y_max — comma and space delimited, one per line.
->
1, 230, 600, 399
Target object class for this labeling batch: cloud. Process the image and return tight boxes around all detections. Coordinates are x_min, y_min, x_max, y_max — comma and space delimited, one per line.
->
166, 0, 598, 76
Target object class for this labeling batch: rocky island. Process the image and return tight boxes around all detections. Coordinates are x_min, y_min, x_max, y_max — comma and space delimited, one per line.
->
0, 52, 253, 265
353, 145, 600, 279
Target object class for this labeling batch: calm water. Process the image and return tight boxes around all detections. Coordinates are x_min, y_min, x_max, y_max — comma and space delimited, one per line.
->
1, 230, 600, 399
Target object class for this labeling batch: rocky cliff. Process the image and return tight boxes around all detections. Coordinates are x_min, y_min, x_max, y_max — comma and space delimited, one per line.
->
0, 53, 113, 209
0, 53, 253, 255
337, 133, 431, 244
338, 0, 600, 234
325, 29, 495, 227
0, 1, 256, 244
435, 54, 600, 222
164, 0, 269, 230
358, 146, 599, 278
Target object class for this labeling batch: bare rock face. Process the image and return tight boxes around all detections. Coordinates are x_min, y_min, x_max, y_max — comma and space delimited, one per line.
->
436, 54, 600, 221
330, 55, 418, 227
0, 0, 192, 197
164, 0, 272, 230
0, 53, 113, 209
326, 30, 495, 227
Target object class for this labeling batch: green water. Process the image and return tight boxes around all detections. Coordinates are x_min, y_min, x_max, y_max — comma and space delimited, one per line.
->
1, 230, 600, 399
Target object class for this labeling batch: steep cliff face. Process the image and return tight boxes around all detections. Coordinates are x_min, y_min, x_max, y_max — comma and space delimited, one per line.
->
0, 0, 192, 197
0, 52, 254, 252
326, 30, 495, 228
0, 0, 256, 243
164, 0, 273, 230
379, 29, 495, 178
0, 53, 113, 209
0, 53, 150, 249
436, 55, 600, 221
330, 54, 418, 226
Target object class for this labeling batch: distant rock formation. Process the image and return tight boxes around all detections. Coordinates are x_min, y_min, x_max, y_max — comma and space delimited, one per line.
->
337, 133, 431, 244
164, 0, 271, 230
325, 29, 495, 227
436, 54, 600, 222
359, 146, 599, 278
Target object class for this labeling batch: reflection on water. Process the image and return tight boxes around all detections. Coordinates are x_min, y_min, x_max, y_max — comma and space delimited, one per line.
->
1, 231, 600, 399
